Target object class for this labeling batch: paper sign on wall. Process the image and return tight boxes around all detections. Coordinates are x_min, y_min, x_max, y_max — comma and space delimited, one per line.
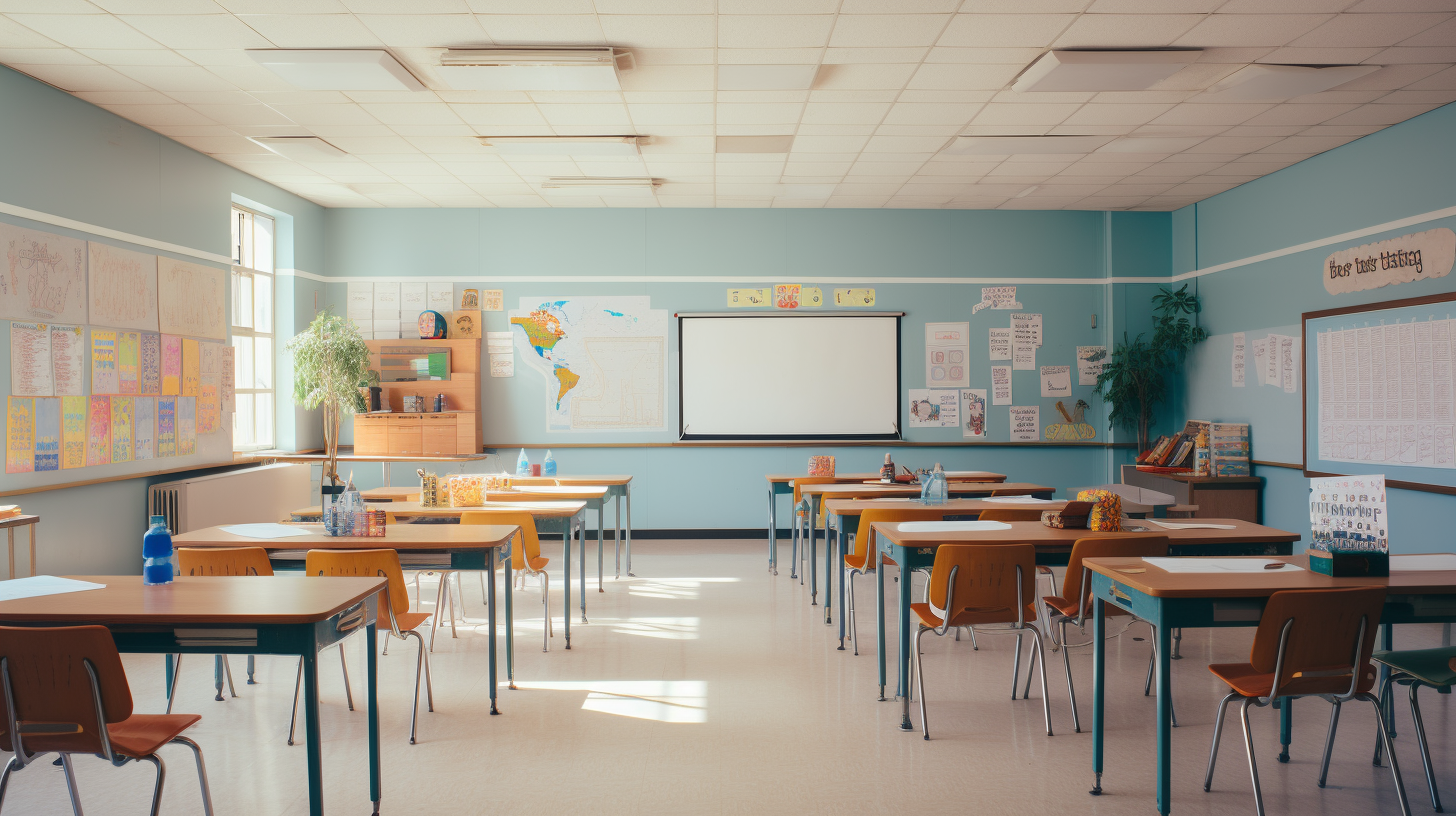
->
6, 397, 33, 474
117, 332, 139, 395
1279, 335, 1298, 394
960, 389, 986, 439
926, 322, 969, 388
1011, 313, 1042, 347
110, 396, 133, 464
1077, 346, 1107, 386
400, 281, 428, 315
1323, 228, 1454, 295
992, 365, 1012, 405
61, 396, 85, 469
481, 290, 503, 311
972, 286, 1021, 314
1009, 406, 1040, 442
427, 283, 454, 313
138, 333, 160, 396
1232, 333, 1246, 387
33, 398, 57, 472
459, 289, 479, 310
157, 258, 226, 340
51, 324, 84, 397
774, 284, 801, 309
1040, 365, 1072, 397
178, 396, 196, 456
156, 397, 175, 458
489, 355, 515, 378
727, 288, 769, 307
161, 335, 181, 395
1252, 337, 1269, 385
134, 396, 154, 461
90, 329, 117, 395
220, 347, 235, 413
833, 288, 875, 307
86, 396, 110, 466
909, 389, 958, 428
347, 282, 373, 319
989, 328, 1011, 361
0, 223, 87, 324
181, 338, 200, 397
11, 321, 52, 397
1309, 474, 1387, 553
88, 243, 158, 332
1012, 340, 1036, 371
801, 287, 823, 307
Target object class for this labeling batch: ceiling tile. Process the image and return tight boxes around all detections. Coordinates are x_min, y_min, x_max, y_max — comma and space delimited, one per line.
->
113, 64, 239, 91
830, 14, 951, 48
971, 102, 1083, 126
715, 102, 802, 124
536, 103, 633, 127
1258, 46, 1384, 64
73, 89, 172, 104
801, 101, 892, 124
74, 47, 189, 65
596, 15, 715, 48
103, 102, 216, 125
116, 14, 271, 48
1174, 14, 1334, 47
936, 14, 1074, 48
234, 14, 383, 47
1294, 12, 1453, 47
1062, 103, 1175, 126
814, 62, 918, 91
341, 0, 472, 11
360, 102, 466, 125
0, 47, 93, 64
1086, 0, 1221, 11
357, 14, 489, 47
883, 102, 984, 125
716, 47, 823, 64
718, 14, 833, 48
906, 63, 1023, 90
1368, 47, 1456, 64
6, 13, 160, 49
272, 103, 382, 125
1324, 101, 1444, 124
1148, 102, 1272, 126
0, 0, 105, 11
1241, 103, 1360, 126
1053, 14, 1203, 47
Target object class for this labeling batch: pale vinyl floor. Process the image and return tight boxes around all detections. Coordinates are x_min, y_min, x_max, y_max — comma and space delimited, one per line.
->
0, 539, 1442, 815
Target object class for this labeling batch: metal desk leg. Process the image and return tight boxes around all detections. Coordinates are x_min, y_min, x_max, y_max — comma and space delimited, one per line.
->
824, 511, 834, 625
877, 559, 887, 701
897, 544, 912, 729
809, 497, 819, 606
625, 484, 634, 577
768, 484, 777, 575
504, 542, 515, 689
837, 519, 847, 648
578, 513, 589, 624
487, 547, 499, 715
563, 528, 572, 650
597, 501, 605, 593
6, 528, 12, 580
366, 621, 381, 815
1156, 616, 1172, 816
615, 492, 623, 579
1278, 698, 1292, 762
1380, 623, 1396, 738
301, 649, 324, 816
27, 524, 35, 577
1091, 597, 1105, 796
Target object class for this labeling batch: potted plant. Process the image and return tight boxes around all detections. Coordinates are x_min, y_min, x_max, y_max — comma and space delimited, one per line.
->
286, 311, 372, 489
1094, 284, 1208, 452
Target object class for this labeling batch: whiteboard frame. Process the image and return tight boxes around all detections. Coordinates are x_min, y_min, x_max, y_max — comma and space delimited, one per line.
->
1302, 290, 1456, 496
676, 311, 905, 442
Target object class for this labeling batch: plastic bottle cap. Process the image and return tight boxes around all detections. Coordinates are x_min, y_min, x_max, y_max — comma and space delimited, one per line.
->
150, 515, 167, 525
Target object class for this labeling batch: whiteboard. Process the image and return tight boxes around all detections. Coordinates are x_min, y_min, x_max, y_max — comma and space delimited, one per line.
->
678, 314, 901, 440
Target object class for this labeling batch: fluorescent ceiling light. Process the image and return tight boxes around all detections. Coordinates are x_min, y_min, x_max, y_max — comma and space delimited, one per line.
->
246, 50, 424, 92
1097, 136, 1206, 153
716, 135, 795, 154
717, 64, 818, 91
1209, 64, 1382, 100
479, 136, 646, 156
943, 135, 1113, 155
438, 48, 631, 91
249, 136, 348, 160
540, 177, 661, 196
1014, 50, 1199, 92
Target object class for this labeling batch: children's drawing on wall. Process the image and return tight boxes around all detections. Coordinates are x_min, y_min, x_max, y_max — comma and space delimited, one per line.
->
908, 389, 958, 428
960, 389, 986, 439
971, 286, 1021, 314
1045, 399, 1096, 441
774, 284, 801, 309
1077, 346, 1107, 386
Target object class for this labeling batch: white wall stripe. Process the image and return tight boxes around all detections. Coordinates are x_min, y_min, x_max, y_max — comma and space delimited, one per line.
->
0, 200, 233, 266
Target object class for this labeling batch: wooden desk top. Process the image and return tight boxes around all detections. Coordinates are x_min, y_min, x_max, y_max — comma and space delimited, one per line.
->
292, 501, 586, 520
1085, 554, 1456, 598
487, 486, 608, 501
800, 482, 1052, 499
767, 472, 1007, 484
824, 498, 1067, 516
0, 575, 385, 625
872, 519, 1300, 548
263, 452, 491, 464
174, 523, 519, 552
508, 475, 632, 486
362, 487, 418, 501
0, 515, 39, 529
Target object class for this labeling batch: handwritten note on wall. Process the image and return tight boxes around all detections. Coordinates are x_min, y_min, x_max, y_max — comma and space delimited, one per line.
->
1, 224, 87, 324
90, 328, 117, 395
10, 321, 52, 397
157, 258, 226, 340
88, 243, 158, 332
51, 324, 83, 396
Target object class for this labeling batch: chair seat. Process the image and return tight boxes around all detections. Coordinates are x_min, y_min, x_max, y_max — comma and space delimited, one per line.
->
1042, 595, 1131, 620
521, 555, 549, 573
394, 611, 432, 632
844, 552, 897, 571
911, 601, 1037, 629
1208, 661, 1378, 698
1372, 647, 1456, 688
109, 713, 203, 758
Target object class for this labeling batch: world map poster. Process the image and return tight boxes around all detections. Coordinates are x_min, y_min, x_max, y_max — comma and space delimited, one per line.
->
509, 296, 668, 432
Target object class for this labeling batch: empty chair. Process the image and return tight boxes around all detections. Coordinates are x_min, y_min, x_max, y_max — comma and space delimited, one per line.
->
1203, 586, 1408, 816
790, 477, 839, 584
977, 507, 1045, 522
843, 507, 946, 656
461, 511, 553, 652
1037, 535, 1171, 733
0, 625, 214, 816
172, 547, 284, 705
1369, 645, 1456, 811
909, 543, 1053, 740
299, 549, 435, 745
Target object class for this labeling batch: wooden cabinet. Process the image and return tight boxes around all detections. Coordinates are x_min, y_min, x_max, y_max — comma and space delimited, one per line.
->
354, 412, 477, 457
421, 413, 457, 455
356, 338, 482, 454
1120, 465, 1263, 523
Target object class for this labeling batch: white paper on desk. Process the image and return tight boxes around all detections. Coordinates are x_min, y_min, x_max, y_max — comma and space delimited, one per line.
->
220, 523, 312, 539
1145, 558, 1301, 573
1391, 554, 1456, 571
0, 576, 105, 602
982, 496, 1055, 504
1143, 519, 1238, 530
897, 520, 1013, 532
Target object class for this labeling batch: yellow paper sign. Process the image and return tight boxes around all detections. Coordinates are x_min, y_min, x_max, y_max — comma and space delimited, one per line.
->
833, 288, 876, 306
727, 288, 769, 307
6, 397, 34, 474
801, 287, 823, 307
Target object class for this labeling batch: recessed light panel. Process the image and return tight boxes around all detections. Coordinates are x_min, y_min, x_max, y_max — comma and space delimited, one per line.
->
1014, 50, 1199, 93
717, 64, 818, 91
480, 136, 645, 156
1209, 64, 1382, 101
438, 49, 630, 91
246, 50, 425, 92
716, 135, 795, 154
943, 135, 1113, 155
249, 136, 348, 160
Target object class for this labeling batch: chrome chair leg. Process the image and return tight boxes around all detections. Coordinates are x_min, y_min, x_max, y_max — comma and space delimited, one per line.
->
1318, 700, 1343, 788
1204, 691, 1239, 791
1238, 697, 1266, 816
338, 644, 354, 712
0, 756, 18, 809
429, 576, 446, 652
1022, 636, 1037, 702
142, 753, 165, 816
914, 626, 930, 740
1061, 618, 1081, 733
1010, 632, 1024, 699
60, 753, 85, 816
1029, 625, 1053, 736
1406, 682, 1441, 811
221, 655, 236, 698
848, 570, 859, 655
287, 657, 303, 746
967, 626, 978, 650
171, 736, 216, 816
166, 653, 182, 715
447, 573, 459, 640
246, 654, 256, 685
480, 571, 488, 605
403, 629, 433, 745
1363, 691, 1413, 816
542, 572, 552, 652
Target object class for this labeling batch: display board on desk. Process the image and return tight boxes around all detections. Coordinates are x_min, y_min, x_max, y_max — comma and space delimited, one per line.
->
1303, 291, 1456, 494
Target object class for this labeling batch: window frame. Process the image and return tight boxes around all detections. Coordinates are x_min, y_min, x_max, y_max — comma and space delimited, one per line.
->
230, 205, 275, 451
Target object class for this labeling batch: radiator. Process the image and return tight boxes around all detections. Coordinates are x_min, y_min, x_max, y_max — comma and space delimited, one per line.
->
148, 463, 312, 533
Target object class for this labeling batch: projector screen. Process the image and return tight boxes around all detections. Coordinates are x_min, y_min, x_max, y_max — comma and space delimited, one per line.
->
678, 314, 901, 440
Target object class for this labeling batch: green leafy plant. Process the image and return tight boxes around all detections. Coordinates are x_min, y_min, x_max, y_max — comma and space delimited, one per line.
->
286, 310, 371, 484
1094, 284, 1209, 451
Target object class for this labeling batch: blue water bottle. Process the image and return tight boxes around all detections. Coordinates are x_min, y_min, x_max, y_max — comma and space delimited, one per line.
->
542, 449, 557, 477
143, 515, 174, 585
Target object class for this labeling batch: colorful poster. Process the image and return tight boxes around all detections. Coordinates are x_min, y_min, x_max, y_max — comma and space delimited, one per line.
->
220, 346, 235, 412
110, 395, 133, 464
88, 243, 158, 331
908, 388, 958, 428
134, 396, 155, 461
926, 322, 970, 388
1309, 474, 1388, 553
157, 257, 226, 340
774, 284, 801, 309
198, 373, 220, 434
181, 338, 200, 396
139, 332, 161, 395
972, 286, 1021, 314
90, 328, 118, 394
161, 335, 181, 395
86, 396, 110, 466
960, 389, 987, 439
157, 397, 176, 457
61, 395, 86, 469
1010, 405, 1040, 442
1040, 365, 1072, 397
177, 396, 196, 455
1078, 346, 1108, 386
117, 331, 139, 395
0, 222, 87, 324
10, 321, 52, 396
5, 397, 33, 474
50, 324, 84, 396
992, 365, 1012, 405
458, 288, 478, 310
33, 397, 58, 472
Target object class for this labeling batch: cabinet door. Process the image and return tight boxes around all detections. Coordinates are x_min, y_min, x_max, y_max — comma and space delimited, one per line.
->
387, 416, 423, 457
422, 414, 456, 455
354, 416, 387, 456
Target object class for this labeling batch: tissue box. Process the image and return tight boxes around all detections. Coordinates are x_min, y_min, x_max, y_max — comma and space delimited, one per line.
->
1308, 549, 1389, 577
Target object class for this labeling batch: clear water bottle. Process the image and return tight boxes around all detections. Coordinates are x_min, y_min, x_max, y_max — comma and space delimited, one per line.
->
542, 449, 557, 477
341, 475, 362, 537
516, 448, 531, 476
922, 463, 948, 506
142, 515, 174, 585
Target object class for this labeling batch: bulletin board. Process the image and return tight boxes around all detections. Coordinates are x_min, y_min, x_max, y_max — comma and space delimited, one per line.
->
1303, 291, 1456, 495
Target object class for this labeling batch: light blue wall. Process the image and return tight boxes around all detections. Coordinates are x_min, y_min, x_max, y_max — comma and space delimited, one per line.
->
1176, 102, 1456, 552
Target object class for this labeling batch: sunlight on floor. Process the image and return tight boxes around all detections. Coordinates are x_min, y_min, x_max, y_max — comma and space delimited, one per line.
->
600, 616, 700, 640
504, 680, 708, 723
623, 577, 741, 600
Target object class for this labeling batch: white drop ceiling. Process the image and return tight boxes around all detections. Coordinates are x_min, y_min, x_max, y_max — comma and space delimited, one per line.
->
2, 1, 1454, 210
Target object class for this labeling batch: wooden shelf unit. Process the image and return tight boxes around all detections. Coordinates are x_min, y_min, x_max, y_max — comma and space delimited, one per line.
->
355, 338, 482, 455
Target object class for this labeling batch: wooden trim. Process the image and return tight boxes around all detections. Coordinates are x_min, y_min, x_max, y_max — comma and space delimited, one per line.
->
1252, 460, 1303, 470
0, 460, 244, 499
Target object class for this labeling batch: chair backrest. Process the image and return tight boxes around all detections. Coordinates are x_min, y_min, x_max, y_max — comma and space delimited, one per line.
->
460, 511, 540, 570
0, 625, 132, 757
853, 508, 947, 562
977, 507, 1044, 522
304, 549, 408, 628
926, 543, 1037, 628
1250, 586, 1387, 698
177, 546, 274, 576
1061, 535, 1171, 615
792, 476, 841, 505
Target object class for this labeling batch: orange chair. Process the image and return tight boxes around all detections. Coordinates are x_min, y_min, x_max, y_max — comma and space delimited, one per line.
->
1037, 535, 1171, 732
172, 547, 282, 707
299, 549, 435, 745
909, 543, 1053, 740
790, 477, 840, 584
844, 507, 947, 656
977, 508, 1044, 522
1203, 586, 1409, 815
0, 625, 214, 815
462, 511, 553, 652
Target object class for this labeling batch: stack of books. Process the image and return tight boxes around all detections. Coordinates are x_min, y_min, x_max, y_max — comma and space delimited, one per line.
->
1135, 421, 1251, 476
1137, 433, 1195, 471
1211, 423, 1251, 476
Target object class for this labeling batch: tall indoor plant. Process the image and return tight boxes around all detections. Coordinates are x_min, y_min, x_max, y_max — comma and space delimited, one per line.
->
286, 311, 371, 486
1094, 284, 1208, 452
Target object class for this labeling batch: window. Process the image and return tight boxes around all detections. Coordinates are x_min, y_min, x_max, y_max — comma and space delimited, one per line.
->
231, 206, 274, 450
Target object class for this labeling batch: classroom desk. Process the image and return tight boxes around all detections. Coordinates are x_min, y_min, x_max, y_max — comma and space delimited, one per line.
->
288, 501, 589, 647
871, 519, 1301, 722
0, 575, 385, 816
510, 476, 635, 579
174, 523, 520, 700
1085, 553, 1456, 816
361, 486, 418, 502
0, 514, 38, 579
489, 487, 612, 608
